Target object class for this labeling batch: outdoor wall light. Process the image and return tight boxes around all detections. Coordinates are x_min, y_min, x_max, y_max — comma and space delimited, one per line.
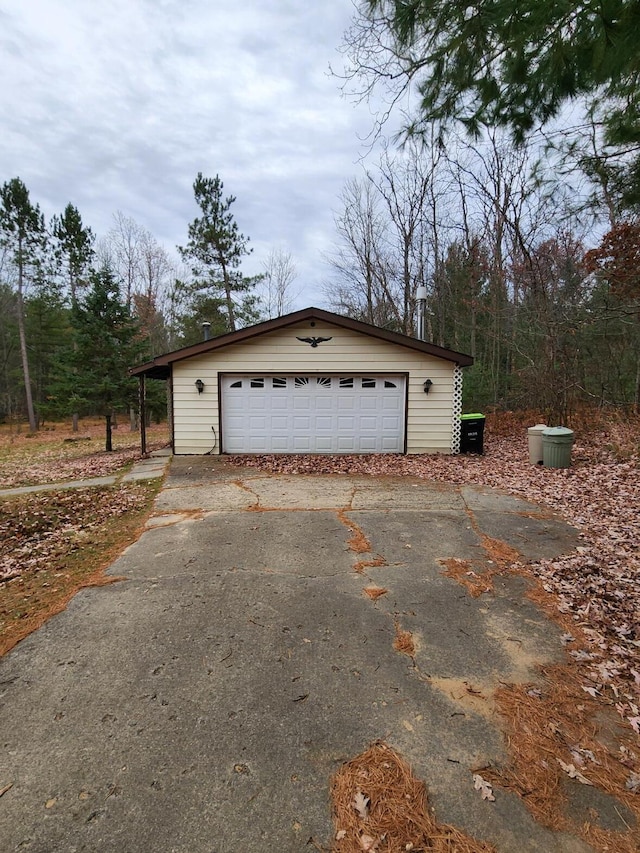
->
195, 379, 205, 394
423, 379, 433, 394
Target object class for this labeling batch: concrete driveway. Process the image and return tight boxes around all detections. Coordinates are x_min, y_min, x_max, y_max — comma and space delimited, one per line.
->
0, 457, 603, 851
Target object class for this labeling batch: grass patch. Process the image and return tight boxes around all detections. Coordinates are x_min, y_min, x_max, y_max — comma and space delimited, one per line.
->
0, 481, 160, 656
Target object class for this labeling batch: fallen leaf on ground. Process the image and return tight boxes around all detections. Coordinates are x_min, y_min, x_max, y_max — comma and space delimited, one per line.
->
353, 791, 370, 820
625, 772, 640, 792
472, 774, 495, 801
557, 758, 593, 785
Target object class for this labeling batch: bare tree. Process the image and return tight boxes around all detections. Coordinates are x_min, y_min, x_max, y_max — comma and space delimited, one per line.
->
326, 141, 450, 335
371, 140, 447, 334
324, 176, 398, 328
259, 248, 299, 318
101, 212, 145, 308
97, 213, 174, 350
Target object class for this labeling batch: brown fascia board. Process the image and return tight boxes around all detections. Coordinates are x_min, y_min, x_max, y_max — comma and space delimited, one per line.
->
129, 307, 473, 377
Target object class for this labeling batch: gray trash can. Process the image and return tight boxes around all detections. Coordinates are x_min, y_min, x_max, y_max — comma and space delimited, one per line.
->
527, 423, 548, 465
542, 427, 574, 468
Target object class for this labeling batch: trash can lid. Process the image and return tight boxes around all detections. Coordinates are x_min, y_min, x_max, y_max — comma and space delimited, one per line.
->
542, 427, 574, 437
460, 413, 485, 420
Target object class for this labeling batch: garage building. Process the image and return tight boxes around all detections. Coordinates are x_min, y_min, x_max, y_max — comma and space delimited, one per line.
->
131, 307, 473, 455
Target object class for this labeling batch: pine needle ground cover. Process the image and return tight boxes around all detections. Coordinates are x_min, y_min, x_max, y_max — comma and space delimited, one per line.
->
330, 742, 496, 852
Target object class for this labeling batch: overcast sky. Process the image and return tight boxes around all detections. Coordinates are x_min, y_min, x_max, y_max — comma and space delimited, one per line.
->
0, 0, 384, 307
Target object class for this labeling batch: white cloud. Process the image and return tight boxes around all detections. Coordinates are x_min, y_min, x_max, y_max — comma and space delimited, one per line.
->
0, 0, 377, 307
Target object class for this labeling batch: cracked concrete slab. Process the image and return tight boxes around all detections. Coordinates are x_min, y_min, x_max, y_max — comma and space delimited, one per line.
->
239, 474, 356, 510
351, 477, 465, 510
154, 482, 257, 511
1, 455, 608, 853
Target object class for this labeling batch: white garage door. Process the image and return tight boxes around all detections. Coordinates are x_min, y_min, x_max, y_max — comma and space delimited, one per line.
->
221, 374, 406, 453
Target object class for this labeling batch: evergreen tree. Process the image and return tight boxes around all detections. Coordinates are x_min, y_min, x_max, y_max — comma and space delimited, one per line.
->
352, 1, 640, 145
173, 291, 230, 347
49, 267, 145, 450
0, 282, 19, 423
0, 177, 47, 431
51, 203, 95, 307
25, 286, 70, 420
178, 173, 260, 331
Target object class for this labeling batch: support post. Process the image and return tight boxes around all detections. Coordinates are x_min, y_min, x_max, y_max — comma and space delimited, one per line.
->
139, 375, 147, 455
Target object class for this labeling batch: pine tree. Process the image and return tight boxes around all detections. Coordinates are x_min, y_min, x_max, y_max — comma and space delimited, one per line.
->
0, 178, 47, 431
52, 203, 95, 308
350, 2, 640, 156
178, 173, 259, 331
50, 267, 145, 450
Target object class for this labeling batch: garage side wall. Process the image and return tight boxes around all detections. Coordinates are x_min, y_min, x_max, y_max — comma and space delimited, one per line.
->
171, 323, 458, 454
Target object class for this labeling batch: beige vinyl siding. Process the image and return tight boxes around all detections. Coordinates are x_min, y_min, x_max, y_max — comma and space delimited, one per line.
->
172, 322, 459, 454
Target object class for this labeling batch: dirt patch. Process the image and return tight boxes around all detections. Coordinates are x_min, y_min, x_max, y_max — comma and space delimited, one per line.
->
329, 740, 496, 852
430, 676, 495, 719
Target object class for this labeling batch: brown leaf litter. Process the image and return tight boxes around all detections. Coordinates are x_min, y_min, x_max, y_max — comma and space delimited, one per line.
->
330, 741, 496, 852
393, 623, 416, 658
440, 558, 495, 598
337, 510, 372, 554
363, 586, 388, 601
482, 662, 640, 853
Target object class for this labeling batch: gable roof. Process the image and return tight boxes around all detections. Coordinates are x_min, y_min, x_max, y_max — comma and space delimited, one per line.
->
131, 306, 474, 379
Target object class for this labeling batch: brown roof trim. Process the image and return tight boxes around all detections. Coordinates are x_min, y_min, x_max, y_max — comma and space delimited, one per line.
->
130, 307, 474, 377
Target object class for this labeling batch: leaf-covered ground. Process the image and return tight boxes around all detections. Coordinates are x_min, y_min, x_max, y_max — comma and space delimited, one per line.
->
230, 415, 640, 737
0, 419, 168, 653
0, 420, 169, 488
0, 482, 159, 655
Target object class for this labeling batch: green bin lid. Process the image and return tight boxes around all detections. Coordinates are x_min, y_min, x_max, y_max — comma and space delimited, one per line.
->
460, 413, 485, 420
542, 427, 573, 437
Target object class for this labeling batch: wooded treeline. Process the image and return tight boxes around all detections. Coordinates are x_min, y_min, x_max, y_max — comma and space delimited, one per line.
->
0, 174, 298, 438
2, 124, 639, 436
324, 131, 640, 421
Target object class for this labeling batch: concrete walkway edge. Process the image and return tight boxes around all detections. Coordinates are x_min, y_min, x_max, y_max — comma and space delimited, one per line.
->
0, 448, 172, 497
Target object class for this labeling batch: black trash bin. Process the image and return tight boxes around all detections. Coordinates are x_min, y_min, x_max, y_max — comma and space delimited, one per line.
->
460, 413, 486, 454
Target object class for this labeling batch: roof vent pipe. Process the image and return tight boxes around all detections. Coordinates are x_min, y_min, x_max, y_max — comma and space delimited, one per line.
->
202, 322, 211, 341
415, 285, 428, 341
